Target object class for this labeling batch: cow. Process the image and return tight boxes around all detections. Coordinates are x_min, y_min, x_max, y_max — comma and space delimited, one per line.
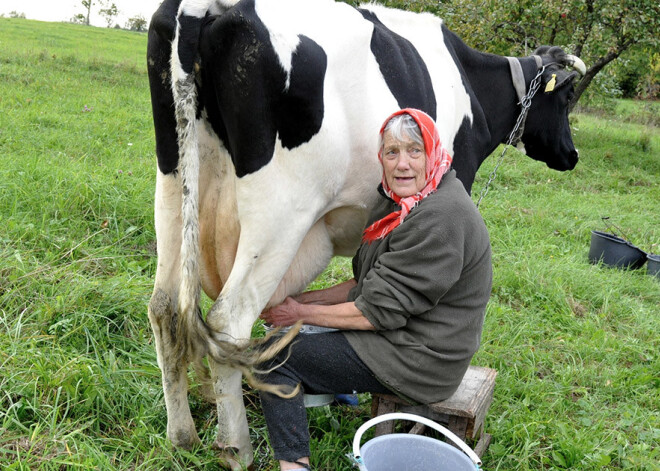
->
146, 0, 586, 467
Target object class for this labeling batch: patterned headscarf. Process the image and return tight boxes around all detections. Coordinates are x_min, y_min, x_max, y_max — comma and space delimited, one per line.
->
362, 108, 453, 243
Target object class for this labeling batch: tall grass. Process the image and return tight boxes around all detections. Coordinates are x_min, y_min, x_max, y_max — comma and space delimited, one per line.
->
1, 18, 658, 470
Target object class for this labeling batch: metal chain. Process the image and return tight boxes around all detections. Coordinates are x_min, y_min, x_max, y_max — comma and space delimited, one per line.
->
476, 65, 546, 208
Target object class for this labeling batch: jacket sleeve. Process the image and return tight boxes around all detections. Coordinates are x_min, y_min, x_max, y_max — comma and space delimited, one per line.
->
354, 209, 466, 331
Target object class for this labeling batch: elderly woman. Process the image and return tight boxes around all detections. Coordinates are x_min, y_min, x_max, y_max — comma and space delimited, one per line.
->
258, 108, 492, 471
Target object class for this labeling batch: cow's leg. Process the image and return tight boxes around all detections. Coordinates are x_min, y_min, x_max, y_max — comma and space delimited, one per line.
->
204, 166, 335, 466
206, 225, 333, 469
209, 363, 253, 469
147, 171, 200, 449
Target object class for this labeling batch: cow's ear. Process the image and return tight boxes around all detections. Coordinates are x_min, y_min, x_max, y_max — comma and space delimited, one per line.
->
544, 70, 577, 94
556, 71, 578, 89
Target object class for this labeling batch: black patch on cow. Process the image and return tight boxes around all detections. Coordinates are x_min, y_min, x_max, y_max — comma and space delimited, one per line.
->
147, 0, 184, 175
358, 8, 436, 120
177, 14, 204, 74
276, 35, 326, 150
199, 0, 327, 177
439, 24, 513, 194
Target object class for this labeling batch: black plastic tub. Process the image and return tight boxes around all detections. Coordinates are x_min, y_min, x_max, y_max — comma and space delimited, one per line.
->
647, 254, 660, 279
588, 231, 647, 269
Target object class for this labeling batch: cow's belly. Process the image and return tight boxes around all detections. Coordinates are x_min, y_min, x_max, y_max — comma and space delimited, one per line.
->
197, 125, 240, 301
323, 207, 367, 256
196, 122, 374, 305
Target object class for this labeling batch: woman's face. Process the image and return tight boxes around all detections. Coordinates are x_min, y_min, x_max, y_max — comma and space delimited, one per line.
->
382, 130, 427, 198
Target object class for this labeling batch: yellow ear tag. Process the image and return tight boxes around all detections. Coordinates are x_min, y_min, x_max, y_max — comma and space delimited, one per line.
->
545, 74, 557, 92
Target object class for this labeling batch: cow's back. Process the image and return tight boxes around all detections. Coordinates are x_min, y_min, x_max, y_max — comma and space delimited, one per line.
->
196, 0, 472, 211
358, 4, 474, 158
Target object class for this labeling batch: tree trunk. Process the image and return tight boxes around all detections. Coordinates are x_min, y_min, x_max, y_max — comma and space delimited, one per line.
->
85, 1, 92, 26
569, 50, 620, 112
573, 0, 595, 58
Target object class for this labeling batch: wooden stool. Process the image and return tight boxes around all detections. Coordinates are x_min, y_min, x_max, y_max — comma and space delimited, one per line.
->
370, 365, 497, 458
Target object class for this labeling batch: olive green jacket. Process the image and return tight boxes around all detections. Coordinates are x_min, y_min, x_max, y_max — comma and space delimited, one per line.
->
343, 170, 492, 403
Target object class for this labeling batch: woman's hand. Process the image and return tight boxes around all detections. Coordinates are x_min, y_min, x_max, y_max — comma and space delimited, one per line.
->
260, 297, 304, 327
262, 293, 375, 331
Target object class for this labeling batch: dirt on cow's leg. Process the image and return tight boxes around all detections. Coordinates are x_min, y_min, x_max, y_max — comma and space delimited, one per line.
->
148, 288, 201, 449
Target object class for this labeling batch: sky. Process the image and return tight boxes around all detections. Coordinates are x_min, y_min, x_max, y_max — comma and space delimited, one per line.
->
0, 0, 163, 27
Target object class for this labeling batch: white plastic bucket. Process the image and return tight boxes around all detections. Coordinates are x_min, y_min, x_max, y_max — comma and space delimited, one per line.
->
351, 413, 481, 471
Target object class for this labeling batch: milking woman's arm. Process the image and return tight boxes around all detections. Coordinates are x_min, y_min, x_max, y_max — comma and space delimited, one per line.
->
291, 278, 357, 305
261, 294, 375, 331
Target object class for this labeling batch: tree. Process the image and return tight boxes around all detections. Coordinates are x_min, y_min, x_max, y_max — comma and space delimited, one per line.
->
566, 0, 659, 108
99, 1, 119, 28
429, 0, 660, 108
125, 15, 147, 32
70, 13, 86, 24
340, 0, 660, 105
80, 0, 94, 26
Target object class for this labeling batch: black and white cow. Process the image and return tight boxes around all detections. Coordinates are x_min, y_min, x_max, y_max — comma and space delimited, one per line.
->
146, 0, 585, 467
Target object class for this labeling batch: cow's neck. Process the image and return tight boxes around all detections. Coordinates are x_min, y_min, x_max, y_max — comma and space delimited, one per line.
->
460, 53, 540, 150
443, 27, 541, 191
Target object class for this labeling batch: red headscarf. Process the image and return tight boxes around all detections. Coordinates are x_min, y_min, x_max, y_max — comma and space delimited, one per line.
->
362, 108, 453, 243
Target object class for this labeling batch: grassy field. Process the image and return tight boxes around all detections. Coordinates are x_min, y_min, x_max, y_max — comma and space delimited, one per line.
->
1, 18, 659, 470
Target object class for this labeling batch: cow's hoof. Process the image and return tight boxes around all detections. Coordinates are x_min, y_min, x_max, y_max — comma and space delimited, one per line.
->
213, 440, 253, 471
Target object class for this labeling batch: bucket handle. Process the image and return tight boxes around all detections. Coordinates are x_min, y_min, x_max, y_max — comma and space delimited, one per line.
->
351, 412, 482, 469
601, 217, 652, 254
601, 217, 633, 242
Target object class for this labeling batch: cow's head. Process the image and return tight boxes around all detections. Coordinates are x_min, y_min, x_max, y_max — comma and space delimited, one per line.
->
520, 46, 586, 172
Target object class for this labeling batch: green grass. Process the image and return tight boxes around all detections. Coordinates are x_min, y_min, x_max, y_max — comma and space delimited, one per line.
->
579, 99, 660, 127
1, 18, 659, 470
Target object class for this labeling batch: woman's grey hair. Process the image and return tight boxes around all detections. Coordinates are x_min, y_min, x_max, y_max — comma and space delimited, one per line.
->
380, 113, 424, 151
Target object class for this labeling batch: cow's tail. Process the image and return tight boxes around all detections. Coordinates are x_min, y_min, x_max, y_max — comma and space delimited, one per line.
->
170, 0, 298, 396
170, 1, 205, 364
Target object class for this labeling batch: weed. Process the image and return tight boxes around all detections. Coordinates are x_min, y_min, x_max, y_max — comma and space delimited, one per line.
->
636, 131, 652, 152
